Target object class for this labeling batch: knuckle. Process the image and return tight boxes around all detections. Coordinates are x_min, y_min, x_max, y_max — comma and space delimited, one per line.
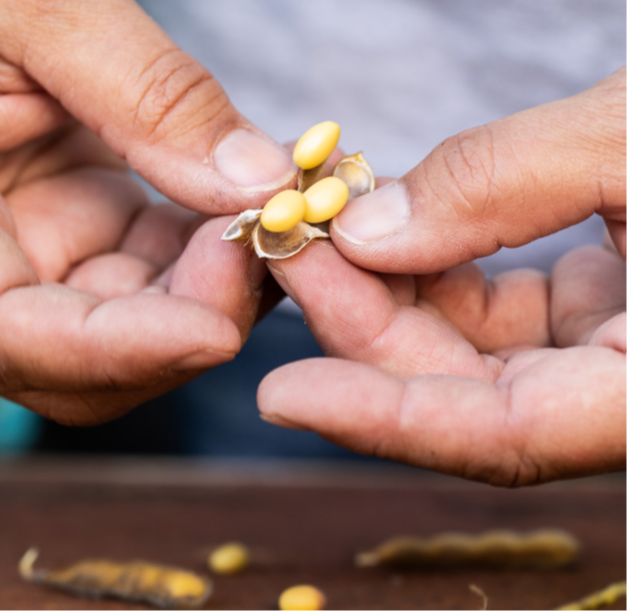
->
130, 49, 229, 142
582, 66, 627, 148
428, 125, 499, 220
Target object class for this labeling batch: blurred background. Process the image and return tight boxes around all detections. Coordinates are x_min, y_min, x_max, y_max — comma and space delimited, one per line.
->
2, 0, 625, 459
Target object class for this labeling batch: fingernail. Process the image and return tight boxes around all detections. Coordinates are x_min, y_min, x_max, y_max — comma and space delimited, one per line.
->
266, 263, 302, 308
260, 413, 307, 431
214, 129, 296, 190
333, 182, 410, 244
172, 349, 234, 371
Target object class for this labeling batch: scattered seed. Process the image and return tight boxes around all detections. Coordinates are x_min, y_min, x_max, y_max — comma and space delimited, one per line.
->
207, 542, 250, 575
279, 584, 326, 611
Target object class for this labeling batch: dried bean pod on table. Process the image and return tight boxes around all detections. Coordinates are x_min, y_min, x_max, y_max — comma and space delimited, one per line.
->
355, 529, 580, 569
19, 548, 212, 609
556, 581, 627, 610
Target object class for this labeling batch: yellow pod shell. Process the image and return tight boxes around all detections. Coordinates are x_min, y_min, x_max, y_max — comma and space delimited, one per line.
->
303, 176, 349, 223
279, 584, 326, 611
293, 121, 341, 170
260, 190, 307, 233
208, 542, 250, 575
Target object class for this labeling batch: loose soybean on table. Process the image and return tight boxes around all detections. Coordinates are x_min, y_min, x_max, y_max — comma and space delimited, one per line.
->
0, 457, 624, 610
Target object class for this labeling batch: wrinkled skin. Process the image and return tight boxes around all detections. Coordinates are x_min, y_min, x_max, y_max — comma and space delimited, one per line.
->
260, 69, 626, 486
0, 0, 299, 425
0, 55, 276, 426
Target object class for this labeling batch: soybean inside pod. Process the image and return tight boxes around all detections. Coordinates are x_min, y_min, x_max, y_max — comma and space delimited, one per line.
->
222, 122, 375, 259
19, 548, 212, 610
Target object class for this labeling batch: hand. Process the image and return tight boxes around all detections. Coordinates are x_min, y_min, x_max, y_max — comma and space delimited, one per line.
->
0, 0, 297, 215
329, 68, 626, 268
0, 69, 273, 427
0, 0, 296, 424
258, 70, 626, 486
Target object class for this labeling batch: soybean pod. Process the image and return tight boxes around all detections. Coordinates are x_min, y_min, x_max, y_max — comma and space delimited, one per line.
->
355, 529, 580, 570
556, 581, 627, 610
19, 548, 212, 609
222, 120, 374, 259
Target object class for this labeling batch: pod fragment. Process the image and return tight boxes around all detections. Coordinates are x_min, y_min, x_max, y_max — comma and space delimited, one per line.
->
19, 548, 212, 610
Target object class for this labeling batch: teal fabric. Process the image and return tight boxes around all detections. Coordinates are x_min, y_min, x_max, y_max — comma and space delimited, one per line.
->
0, 398, 41, 453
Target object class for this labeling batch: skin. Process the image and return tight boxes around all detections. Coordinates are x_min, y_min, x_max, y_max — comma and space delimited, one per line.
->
260, 69, 626, 486
0, 0, 296, 425
0, 0, 623, 488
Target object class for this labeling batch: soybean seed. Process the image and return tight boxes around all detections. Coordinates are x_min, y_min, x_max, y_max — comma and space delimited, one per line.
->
278, 584, 326, 611
303, 176, 349, 224
207, 542, 250, 575
293, 121, 340, 170
260, 190, 307, 233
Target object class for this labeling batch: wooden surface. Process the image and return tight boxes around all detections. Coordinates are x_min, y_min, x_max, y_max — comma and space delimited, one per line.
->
0, 457, 624, 610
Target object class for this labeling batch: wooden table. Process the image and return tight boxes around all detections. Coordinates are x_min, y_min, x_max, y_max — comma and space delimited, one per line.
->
0, 457, 624, 610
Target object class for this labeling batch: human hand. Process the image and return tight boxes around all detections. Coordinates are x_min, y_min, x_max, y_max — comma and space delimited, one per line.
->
0, 0, 297, 215
258, 70, 626, 486
0, 0, 299, 424
0, 71, 273, 426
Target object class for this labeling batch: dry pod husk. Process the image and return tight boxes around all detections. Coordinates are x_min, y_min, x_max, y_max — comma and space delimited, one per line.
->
469, 584, 489, 611
332, 152, 375, 199
222, 152, 375, 259
556, 581, 626, 610
355, 529, 580, 570
19, 548, 212, 610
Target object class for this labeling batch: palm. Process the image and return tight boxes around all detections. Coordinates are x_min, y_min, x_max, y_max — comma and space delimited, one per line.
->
261, 239, 625, 485
1, 120, 265, 425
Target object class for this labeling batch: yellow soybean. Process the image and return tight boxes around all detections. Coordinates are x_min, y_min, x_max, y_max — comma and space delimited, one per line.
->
260, 190, 306, 233
303, 176, 349, 223
293, 121, 341, 170
278, 585, 326, 611
207, 542, 250, 575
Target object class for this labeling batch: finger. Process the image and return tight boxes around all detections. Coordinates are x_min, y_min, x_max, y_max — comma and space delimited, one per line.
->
64, 252, 158, 300
331, 69, 626, 274
0, 0, 296, 214
0, 225, 39, 293
0, 56, 39, 92
4, 370, 199, 426
169, 215, 267, 341
120, 203, 198, 268
0, 92, 69, 151
258, 348, 625, 485
551, 245, 626, 347
268, 241, 499, 379
0, 225, 239, 401
605, 219, 626, 259
0, 283, 241, 398
413, 264, 551, 352
7, 167, 148, 281
1, 123, 127, 195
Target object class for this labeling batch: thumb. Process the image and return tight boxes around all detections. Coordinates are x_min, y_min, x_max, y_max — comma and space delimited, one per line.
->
0, 0, 296, 214
331, 68, 626, 273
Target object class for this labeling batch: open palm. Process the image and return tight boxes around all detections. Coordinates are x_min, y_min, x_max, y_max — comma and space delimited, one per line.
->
260, 239, 625, 486
0, 62, 267, 425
